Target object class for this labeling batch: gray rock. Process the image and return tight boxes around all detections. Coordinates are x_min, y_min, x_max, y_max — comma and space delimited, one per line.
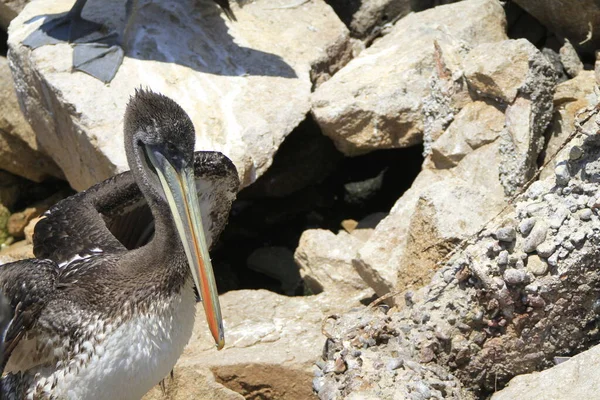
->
519, 218, 536, 236
523, 220, 548, 253
496, 227, 516, 242
559, 39, 583, 78
9, 0, 351, 190
535, 241, 556, 258
503, 268, 528, 285
513, 0, 600, 53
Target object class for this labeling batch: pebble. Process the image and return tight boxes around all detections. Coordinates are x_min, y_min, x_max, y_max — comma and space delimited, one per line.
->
386, 358, 403, 371
497, 250, 509, 265
569, 145, 583, 160
527, 255, 548, 276
549, 208, 569, 228
515, 259, 525, 269
519, 218, 536, 236
578, 208, 593, 221
571, 230, 587, 246
536, 241, 556, 258
522, 221, 548, 252
555, 163, 570, 186
496, 227, 516, 242
415, 381, 432, 399
527, 181, 547, 199
503, 268, 528, 285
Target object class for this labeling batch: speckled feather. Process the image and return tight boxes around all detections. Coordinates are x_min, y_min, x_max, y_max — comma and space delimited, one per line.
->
0, 90, 239, 399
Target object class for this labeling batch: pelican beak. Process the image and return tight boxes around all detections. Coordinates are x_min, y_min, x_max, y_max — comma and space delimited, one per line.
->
146, 146, 225, 350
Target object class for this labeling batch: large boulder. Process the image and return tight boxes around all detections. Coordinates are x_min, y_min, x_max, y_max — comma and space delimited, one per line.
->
0, 56, 62, 182
8, 0, 352, 190
311, 0, 507, 156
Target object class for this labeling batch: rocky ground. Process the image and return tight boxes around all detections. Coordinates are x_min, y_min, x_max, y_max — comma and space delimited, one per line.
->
2, 0, 600, 399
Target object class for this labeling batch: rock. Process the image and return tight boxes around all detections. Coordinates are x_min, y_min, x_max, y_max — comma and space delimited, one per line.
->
0, 56, 63, 182
526, 255, 548, 276
522, 220, 548, 253
0, 203, 9, 246
541, 71, 598, 181
7, 206, 41, 238
464, 39, 555, 195
350, 212, 386, 242
311, 0, 507, 155
0, 0, 29, 30
176, 290, 366, 400
247, 247, 301, 295
355, 98, 513, 300
513, 0, 600, 53
429, 101, 505, 169
23, 215, 40, 244
491, 344, 600, 400
0, 239, 33, 261
559, 39, 583, 78
142, 366, 244, 400
496, 227, 516, 242
316, 133, 600, 397
8, 0, 351, 190
294, 229, 368, 294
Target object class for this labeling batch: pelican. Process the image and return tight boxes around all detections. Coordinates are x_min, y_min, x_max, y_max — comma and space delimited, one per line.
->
23, 0, 236, 83
0, 89, 239, 399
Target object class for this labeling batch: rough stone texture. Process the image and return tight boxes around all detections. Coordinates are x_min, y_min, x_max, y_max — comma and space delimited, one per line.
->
311, 0, 507, 156
0, 239, 33, 261
513, 0, 600, 53
0, 56, 62, 182
294, 229, 369, 294
541, 71, 598, 180
173, 289, 367, 400
559, 39, 583, 78
491, 344, 600, 400
315, 111, 600, 397
0, 0, 28, 30
142, 367, 244, 400
8, 0, 351, 190
465, 39, 556, 196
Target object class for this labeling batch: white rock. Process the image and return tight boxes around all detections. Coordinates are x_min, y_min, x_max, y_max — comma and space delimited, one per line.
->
8, 0, 351, 190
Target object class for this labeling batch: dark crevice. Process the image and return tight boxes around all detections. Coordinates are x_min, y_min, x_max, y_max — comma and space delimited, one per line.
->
0, 28, 7, 57
212, 115, 424, 296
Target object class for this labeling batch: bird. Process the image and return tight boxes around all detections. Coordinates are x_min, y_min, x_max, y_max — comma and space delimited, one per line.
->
0, 89, 239, 399
23, 0, 237, 83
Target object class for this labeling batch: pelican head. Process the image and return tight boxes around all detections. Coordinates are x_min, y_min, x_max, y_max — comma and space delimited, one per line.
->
123, 89, 224, 350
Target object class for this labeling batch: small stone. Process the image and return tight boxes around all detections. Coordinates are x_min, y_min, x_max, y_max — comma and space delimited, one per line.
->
527, 181, 547, 199
504, 268, 528, 285
578, 208, 593, 221
523, 220, 548, 253
562, 240, 575, 251
519, 218, 536, 236
496, 227, 517, 242
497, 250, 509, 266
555, 163, 570, 186
415, 381, 432, 399
515, 259, 525, 269
536, 241, 556, 258
571, 230, 587, 246
527, 255, 548, 276
549, 208, 569, 228
386, 358, 404, 371
569, 145, 584, 160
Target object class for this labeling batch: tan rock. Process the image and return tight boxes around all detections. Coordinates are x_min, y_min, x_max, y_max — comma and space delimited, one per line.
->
491, 344, 600, 400
294, 229, 369, 294
540, 71, 597, 181
311, 0, 507, 155
8, 0, 351, 190
171, 290, 365, 400
142, 366, 243, 400
0, 56, 63, 182
0, 239, 33, 261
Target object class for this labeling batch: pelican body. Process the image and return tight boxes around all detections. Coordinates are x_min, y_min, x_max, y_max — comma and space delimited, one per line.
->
0, 90, 239, 399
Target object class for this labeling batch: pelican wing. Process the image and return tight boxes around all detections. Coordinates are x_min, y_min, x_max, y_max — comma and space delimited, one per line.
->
33, 151, 239, 266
